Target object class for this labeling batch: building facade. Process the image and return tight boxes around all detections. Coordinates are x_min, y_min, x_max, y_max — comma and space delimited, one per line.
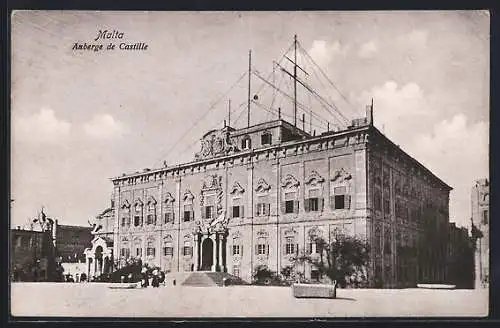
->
11, 228, 49, 281
447, 222, 474, 288
87, 110, 451, 288
471, 178, 489, 288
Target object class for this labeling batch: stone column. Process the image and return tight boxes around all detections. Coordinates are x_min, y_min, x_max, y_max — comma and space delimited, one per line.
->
218, 234, 224, 272
200, 235, 206, 270
211, 235, 217, 272
193, 234, 199, 271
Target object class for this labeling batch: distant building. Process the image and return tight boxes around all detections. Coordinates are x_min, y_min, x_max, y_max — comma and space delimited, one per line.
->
447, 222, 474, 288
10, 228, 49, 281
471, 178, 489, 288
10, 221, 92, 281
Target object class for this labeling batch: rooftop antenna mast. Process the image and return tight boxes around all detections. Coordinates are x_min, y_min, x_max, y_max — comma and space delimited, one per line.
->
293, 34, 297, 126
247, 50, 252, 128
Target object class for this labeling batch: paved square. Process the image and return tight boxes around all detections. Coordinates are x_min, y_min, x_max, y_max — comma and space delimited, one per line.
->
11, 283, 488, 318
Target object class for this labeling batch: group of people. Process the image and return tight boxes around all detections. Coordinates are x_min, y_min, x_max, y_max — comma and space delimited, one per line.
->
139, 268, 165, 288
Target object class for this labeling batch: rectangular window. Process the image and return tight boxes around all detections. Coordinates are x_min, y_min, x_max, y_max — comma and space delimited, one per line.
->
147, 246, 156, 257
257, 244, 267, 255
184, 204, 193, 222
285, 237, 296, 255
146, 214, 156, 225
307, 242, 314, 254
232, 245, 241, 255
136, 247, 142, 257
334, 195, 345, 209
121, 217, 128, 227
134, 216, 142, 226
163, 246, 173, 256
120, 248, 130, 257
309, 198, 319, 211
374, 190, 382, 211
285, 200, 295, 213
232, 206, 240, 218
384, 199, 390, 214
183, 246, 192, 256
482, 210, 489, 224
256, 203, 270, 216
205, 206, 214, 219
164, 212, 174, 224
261, 133, 272, 145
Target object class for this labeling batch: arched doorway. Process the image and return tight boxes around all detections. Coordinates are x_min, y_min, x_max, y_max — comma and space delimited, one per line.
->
201, 238, 213, 271
95, 246, 103, 277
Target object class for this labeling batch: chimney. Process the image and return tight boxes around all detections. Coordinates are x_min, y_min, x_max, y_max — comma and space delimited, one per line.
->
366, 104, 373, 125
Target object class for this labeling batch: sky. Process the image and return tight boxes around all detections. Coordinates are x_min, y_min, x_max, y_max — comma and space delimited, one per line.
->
11, 11, 489, 229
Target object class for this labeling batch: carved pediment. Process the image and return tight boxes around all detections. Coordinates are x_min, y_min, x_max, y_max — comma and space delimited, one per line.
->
232, 231, 242, 239
183, 190, 195, 202
255, 178, 271, 193
147, 195, 157, 205
202, 174, 222, 191
257, 230, 269, 238
134, 198, 144, 207
121, 199, 131, 209
230, 181, 245, 195
331, 168, 352, 182
281, 174, 300, 189
164, 192, 175, 204
307, 226, 324, 240
195, 128, 237, 161
305, 170, 325, 186
284, 227, 298, 236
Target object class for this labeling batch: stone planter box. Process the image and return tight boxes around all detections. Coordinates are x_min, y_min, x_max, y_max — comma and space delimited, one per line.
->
292, 283, 337, 299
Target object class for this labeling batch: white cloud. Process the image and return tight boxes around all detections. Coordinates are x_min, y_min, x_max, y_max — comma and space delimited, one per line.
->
358, 40, 378, 58
360, 81, 434, 143
13, 107, 71, 144
308, 40, 348, 68
83, 113, 125, 139
409, 114, 488, 227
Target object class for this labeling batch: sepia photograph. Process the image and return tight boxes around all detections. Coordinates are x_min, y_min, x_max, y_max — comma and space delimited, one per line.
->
10, 10, 490, 318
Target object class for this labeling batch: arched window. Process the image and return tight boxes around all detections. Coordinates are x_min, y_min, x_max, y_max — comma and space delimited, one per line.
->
183, 235, 193, 257
121, 200, 131, 228
241, 135, 251, 150
163, 192, 175, 224
134, 238, 142, 257
120, 238, 130, 258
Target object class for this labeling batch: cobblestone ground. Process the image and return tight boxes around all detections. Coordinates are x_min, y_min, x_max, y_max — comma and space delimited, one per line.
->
11, 283, 488, 318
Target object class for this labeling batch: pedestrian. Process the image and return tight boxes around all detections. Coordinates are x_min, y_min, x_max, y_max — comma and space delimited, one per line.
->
152, 269, 160, 288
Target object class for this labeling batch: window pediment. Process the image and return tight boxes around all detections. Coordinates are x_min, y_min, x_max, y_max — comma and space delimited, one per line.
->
183, 190, 195, 202
164, 192, 175, 204
281, 174, 300, 189
121, 199, 131, 209
147, 196, 157, 206
134, 198, 144, 207
202, 174, 222, 191
255, 178, 271, 193
284, 227, 298, 236
230, 181, 245, 195
331, 168, 352, 182
256, 230, 268, 238
305, 170, 325, 186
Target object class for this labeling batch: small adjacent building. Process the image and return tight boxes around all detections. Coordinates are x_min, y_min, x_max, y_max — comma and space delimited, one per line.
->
10, 228, 50, 281
471, 178, 489, 288
447, 222, 474, 288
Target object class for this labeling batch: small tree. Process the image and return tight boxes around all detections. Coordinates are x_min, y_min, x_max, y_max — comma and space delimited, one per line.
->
293, 234, 370, 288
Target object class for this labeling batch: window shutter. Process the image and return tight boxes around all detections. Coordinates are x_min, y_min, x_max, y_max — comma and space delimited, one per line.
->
266, 203, 271, 216
304, 198, 310, 212
172, 212, 175, 224
330, 196, 335, 210
296, 244, 299, 255
294, 201, 299, 214
191, 246, 193, 257
241, 245, 243, 257
191, 210, 195, 220
319, 198, 324, 211
255, 204, 259, 217
281, 202, 286, 214
240, 206, 245, 218
255, 245, 259, 255
201, 207, 206, 219
267, 244, 270, 255
345, 195, 351, 209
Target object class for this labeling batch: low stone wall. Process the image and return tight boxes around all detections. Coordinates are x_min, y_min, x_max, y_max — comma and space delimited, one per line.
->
292, 283, 337, 298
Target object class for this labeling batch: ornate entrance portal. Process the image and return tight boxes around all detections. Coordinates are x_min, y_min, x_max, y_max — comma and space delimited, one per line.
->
201, 238, 214, 271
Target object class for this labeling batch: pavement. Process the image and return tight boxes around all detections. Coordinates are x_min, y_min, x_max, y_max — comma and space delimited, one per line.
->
10, 282, 489, 318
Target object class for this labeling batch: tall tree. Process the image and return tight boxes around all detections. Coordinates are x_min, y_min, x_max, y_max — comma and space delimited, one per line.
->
293, 234, 370, 287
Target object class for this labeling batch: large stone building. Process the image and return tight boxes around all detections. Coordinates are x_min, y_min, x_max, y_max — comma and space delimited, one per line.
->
86, 106, 452, 288
471, 178, 489, 288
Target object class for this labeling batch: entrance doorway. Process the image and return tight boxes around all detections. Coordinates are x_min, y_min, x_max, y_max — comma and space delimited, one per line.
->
201, 238, 214, 271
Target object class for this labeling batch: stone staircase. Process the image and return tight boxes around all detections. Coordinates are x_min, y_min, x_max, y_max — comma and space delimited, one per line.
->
181, 271, 247, 287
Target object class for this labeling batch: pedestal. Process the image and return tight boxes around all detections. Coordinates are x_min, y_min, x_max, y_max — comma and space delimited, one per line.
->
193, 235, 199, 271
